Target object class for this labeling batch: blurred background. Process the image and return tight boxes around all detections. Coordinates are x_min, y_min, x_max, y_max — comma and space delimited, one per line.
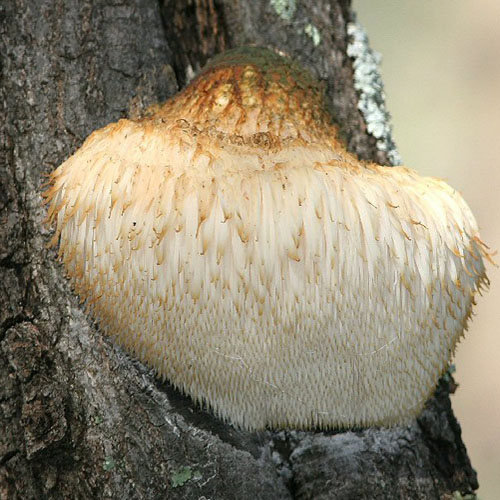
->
354, 1, 500, 498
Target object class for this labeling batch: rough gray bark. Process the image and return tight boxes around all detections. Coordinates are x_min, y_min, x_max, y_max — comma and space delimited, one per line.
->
0, 1, 478, 499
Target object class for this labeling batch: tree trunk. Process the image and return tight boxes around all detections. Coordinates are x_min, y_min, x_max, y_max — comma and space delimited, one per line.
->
0, 1, 478, 498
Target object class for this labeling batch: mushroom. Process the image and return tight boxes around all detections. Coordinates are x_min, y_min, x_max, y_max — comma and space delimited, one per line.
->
44, 46, 489, 430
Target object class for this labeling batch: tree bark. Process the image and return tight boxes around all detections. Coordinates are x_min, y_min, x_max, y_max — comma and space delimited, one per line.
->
0, 1, 478, 499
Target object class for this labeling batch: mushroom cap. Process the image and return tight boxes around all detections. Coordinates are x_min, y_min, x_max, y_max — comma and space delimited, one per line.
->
45, 46, 489, 430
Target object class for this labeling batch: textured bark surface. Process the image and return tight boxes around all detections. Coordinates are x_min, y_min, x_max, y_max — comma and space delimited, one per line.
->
0, 1, 478, 499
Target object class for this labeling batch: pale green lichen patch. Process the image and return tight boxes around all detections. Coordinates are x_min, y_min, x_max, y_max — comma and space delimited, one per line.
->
270, 0, 296, 21
103, 456, 116, 471
171, 466, 192, 487
347, 21, 401, 165
304, 24, 321, 47
450, 491, 477, 500
442, 364, 456, 384
170, 465, 202, 488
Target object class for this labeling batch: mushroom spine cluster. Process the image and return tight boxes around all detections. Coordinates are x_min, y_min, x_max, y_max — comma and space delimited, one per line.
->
45, 46, 489, 430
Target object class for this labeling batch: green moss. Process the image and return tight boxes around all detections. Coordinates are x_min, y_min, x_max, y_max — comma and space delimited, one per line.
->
204, 46, 324, 101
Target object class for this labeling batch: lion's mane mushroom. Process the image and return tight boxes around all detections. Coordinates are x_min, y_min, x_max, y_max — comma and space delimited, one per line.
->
44, 46, 489, 430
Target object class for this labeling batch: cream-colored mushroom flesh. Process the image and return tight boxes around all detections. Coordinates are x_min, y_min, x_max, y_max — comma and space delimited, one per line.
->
45, 47, 489, 430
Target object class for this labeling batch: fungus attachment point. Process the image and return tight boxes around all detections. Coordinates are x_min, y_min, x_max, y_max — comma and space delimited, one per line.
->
45, 46, 489, 430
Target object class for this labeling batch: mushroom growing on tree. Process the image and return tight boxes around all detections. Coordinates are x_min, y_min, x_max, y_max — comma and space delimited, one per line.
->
44, 46, 489, 430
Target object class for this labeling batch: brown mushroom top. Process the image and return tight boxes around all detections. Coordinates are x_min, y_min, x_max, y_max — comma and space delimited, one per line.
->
156, 46, 335, 145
